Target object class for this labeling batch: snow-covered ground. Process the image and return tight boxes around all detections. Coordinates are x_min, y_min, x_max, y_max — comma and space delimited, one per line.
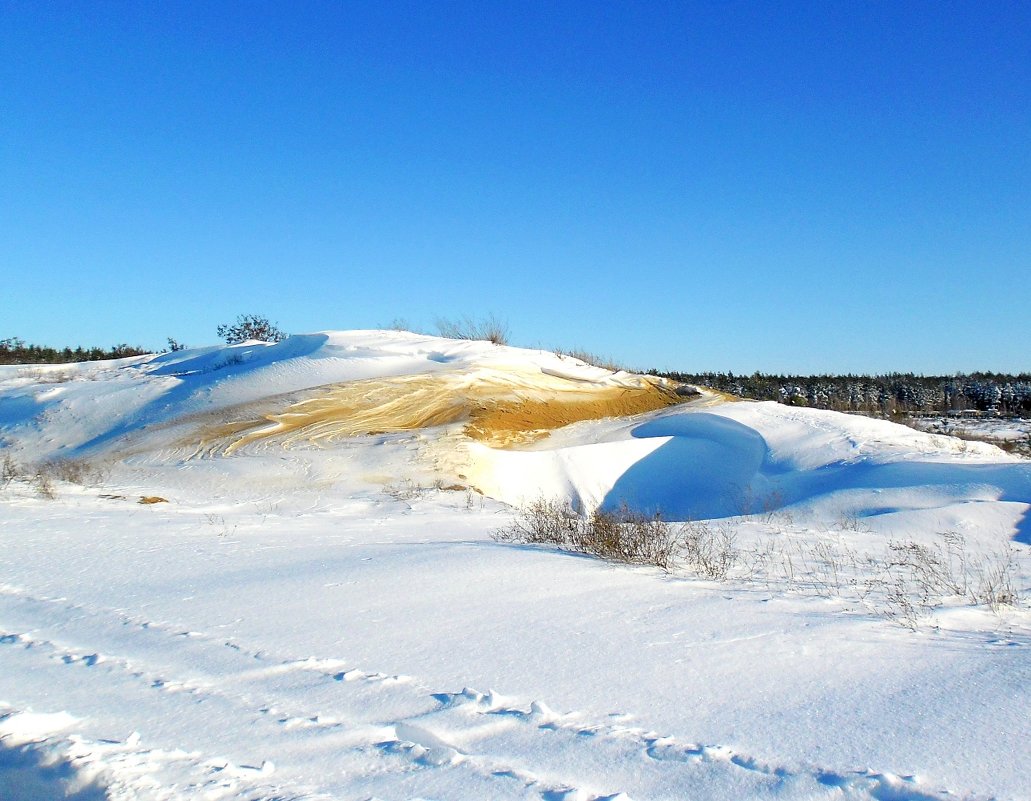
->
908, 414, 1031, 458
1, 331, 1029, 801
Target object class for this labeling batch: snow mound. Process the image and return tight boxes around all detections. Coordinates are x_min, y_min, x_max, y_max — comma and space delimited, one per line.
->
1, 330, 1027, 540
0, 330, 683, 462
470, 399, 1031, 535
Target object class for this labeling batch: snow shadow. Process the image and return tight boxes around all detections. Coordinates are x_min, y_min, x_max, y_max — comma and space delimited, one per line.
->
601, 414, 771, 519
0, 392, 66, 430
602, 413, 1031, 539
779, 460, 1031, 543
71, 334, 330, 456
784, 460, 1031, 509
1015, 508, 1031, 545
0, 742, 108, 801
146, 333, 330, 379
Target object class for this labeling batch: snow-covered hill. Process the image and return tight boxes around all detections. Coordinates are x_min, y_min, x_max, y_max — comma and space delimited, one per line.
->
1, 331, 1029, 800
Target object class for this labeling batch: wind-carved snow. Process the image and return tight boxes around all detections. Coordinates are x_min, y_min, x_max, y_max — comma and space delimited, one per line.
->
0, 331, 1029, 799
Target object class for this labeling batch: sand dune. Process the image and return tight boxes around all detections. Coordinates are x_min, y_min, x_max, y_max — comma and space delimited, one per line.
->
191, 368, 693, 453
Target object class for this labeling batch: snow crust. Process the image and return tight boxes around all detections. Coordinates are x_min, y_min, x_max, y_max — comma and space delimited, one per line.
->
1, 331, 1029, 800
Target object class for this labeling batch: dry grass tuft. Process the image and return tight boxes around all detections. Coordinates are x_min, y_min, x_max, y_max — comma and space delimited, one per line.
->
435, 314, 510, 345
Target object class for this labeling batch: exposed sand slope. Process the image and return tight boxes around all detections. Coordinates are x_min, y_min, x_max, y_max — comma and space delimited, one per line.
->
0, 330, 696, 464
194, 368, 691, 453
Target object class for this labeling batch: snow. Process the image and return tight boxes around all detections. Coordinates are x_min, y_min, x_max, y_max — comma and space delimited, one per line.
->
910, 413, 1031, 444
470, 401, 1028, 530
1, 331, 1029, 800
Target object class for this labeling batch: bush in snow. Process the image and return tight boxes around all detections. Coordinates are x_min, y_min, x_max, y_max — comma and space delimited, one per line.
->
494, 497, 581, 545
32, 466, 56, 500
499, 501, 1023, 628
495, 498, 684, 571
588, 505, 684, 570
680, 520, 739, 580
216, 314, 287, 344
1, 453, 19, 489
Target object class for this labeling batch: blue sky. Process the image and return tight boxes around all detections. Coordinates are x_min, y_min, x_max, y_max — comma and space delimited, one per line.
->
2, 1, 1029, 373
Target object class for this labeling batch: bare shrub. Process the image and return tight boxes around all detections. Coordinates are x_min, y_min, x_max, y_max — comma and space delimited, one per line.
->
32, 468, 56, 500
578, 505, 682, 570
835, 510, 870, 532
9, 458, 109, 499
883, 535, 969, 599
750, 536, 854, 597
872, 533, 1019, 625
384, 478, 421, 501
971, 549, 1020, 610
204, 513, 237, 538
1, 453, 18, 489
17, 367, 74, 384
53, 459, 106, 487
736, 485, 786, 523
681, 520, 738, 579
748, 530, 1023, 628
493, 497, 581, 546
881, 573, 922, 630
435, 314, 509, 345
35, 458, 107, 488
494, 499, 682, 570
498, 501, 1025, 626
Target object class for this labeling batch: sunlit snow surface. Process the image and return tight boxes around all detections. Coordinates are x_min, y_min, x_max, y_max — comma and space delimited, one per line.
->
1, 331, 1029, 800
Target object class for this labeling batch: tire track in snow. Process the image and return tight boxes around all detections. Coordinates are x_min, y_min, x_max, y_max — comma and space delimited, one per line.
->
0, 627, 331, 800
0, 590, 409, 798
0, 587, 964, 800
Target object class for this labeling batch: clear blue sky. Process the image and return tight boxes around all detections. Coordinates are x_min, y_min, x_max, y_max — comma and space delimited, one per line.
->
2, 1, 1028, 374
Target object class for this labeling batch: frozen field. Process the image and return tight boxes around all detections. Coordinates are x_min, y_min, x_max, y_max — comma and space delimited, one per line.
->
1, 332, 1029, 801
908, 415, 1031, 458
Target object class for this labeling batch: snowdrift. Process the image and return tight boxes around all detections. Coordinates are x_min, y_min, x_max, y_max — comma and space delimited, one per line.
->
3, 329, 1026, 541
2, 330, 1030, 801
0, 330, 684, 459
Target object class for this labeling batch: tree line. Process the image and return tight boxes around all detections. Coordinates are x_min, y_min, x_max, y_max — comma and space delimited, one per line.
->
0, 338, 149, 365
0, 314, 287, 365
650, 370, 1031, 416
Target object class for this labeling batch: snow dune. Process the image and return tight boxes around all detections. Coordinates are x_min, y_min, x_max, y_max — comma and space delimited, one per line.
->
1, 331, 1029, 800
0, 330, 681, 462
472, 398, 1030, 542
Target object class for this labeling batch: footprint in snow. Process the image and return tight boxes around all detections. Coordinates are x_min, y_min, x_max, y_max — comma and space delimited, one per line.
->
61, 653, 102, 667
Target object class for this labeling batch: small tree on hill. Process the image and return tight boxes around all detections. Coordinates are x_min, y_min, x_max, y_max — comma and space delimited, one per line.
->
216, 314, 286, 344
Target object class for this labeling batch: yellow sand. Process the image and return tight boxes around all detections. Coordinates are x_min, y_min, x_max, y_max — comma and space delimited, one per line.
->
190, 370, 692, 455
463, 384, 687, 446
